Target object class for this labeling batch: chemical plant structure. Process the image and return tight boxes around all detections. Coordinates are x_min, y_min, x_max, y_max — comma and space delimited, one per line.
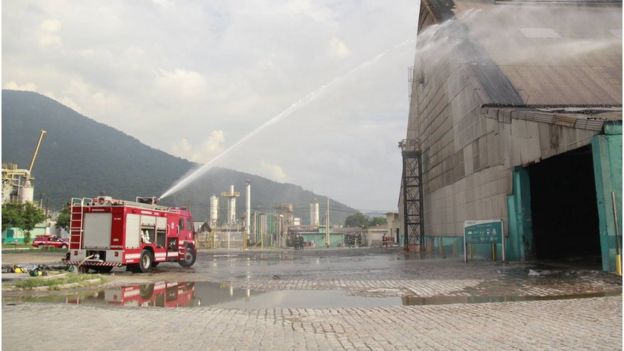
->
2, 130, 47, 204
195, 185, 401, 250
200, 183, 248, 249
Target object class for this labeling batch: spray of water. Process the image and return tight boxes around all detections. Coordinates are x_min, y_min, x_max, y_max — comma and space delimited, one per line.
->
160, 40, 414, 199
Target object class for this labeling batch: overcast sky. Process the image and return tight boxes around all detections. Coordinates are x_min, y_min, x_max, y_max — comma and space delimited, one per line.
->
3, 0, 419, 211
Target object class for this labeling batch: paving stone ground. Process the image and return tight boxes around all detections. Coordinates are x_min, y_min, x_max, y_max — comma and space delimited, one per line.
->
3, 296, 621, 350
2, 249, 622, 350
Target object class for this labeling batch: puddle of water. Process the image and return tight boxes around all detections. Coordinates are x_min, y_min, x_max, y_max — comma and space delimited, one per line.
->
3, 282, 401, 309
5, 281, 619, 310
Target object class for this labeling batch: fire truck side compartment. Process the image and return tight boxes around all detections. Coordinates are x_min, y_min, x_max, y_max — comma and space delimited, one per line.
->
141, 215, 156, 226
125, 214, 141, 249
156, 217, 167, 247
111, 208, 125, 248
83, 213, 112, 249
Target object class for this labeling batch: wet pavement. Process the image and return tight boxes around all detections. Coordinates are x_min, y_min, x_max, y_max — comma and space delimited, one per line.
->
3, 248, 621, 307
3, 248, 621, 350
174, 249, 622, 298
5, 280, 619, 310
4, 282, 404, 309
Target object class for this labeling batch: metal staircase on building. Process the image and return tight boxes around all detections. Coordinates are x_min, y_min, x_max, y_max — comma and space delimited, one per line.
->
401, 144, 425, 252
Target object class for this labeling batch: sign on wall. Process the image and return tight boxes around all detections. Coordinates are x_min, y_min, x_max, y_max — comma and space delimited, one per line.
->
464, 219, 505, 262
464, 219, 503, 244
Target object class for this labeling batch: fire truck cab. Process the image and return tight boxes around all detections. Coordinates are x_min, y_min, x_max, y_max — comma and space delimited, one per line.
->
66, 196, 197, 273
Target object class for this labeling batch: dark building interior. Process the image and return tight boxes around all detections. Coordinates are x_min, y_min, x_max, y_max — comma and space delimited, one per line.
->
528, 145, 601, 265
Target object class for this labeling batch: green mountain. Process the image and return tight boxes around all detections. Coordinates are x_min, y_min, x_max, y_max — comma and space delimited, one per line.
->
2, 90, 357, 224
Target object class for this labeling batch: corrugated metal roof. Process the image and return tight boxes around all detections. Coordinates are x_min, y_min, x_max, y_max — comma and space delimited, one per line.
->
481, 105, 621, 131
419, 0, 622, 106
495, 0, 621, 5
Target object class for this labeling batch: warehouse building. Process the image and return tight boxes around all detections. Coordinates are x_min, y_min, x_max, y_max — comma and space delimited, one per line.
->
399, 0, 621, 272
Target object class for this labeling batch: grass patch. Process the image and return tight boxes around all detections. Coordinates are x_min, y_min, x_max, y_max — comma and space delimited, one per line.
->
12, 274, 104, 290
1, 243, 31, 249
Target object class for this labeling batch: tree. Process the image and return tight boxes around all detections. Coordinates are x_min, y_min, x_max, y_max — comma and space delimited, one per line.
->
368, 217, 387, 227
345, 212, 388, 228
2, 203, 24, 231
22, 202, 46, 233
1, 203, 46, 243
345, 212, 368, 227
56, 206, 70, 230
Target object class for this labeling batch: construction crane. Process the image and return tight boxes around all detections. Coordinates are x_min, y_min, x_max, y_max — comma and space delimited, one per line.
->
1, 129, 47, 204
28, 130, 47, 174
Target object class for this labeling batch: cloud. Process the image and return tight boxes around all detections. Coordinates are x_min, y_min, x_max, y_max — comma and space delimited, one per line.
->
260, 161, 289, 182
42, 91, 82, 113
155, 68, 207, 100
39, 19, 62, 47
330, 37, 351, 58
170, 130, 225, 163
151, 0, 174, 8
40, 19, 61, 32
40, 77, 119, 115
287, 0, 333, 23
4, 81, 38, 91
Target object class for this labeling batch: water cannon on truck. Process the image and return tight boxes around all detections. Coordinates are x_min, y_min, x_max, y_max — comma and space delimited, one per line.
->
65, 196, 197, 273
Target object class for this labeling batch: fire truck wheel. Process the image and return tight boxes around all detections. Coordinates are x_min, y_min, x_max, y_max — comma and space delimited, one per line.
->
178, 245, 196, 268
139, 250, 154, 273
140, 284, 154, 299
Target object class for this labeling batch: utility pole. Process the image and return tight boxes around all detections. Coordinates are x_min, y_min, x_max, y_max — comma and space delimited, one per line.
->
276, 214, 279, 248
245, 181, 251, 250
268, 214, 272, 248
253, 211, 257, 244
326, 197, 330, 247
260, 213, 264, 250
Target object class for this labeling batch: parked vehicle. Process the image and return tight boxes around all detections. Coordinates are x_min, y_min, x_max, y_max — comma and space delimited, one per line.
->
64, 196, 197, 273
32, 235, 69, 249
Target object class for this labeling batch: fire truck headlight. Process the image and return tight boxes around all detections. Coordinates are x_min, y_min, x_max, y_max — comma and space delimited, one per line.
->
94, 254, 100, 259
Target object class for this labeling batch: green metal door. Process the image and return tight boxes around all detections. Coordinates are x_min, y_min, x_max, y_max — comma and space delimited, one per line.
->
506, 167, 533, 262
592, 123, 622, 272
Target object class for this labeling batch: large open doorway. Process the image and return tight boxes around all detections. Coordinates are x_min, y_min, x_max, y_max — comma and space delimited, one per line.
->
528, 144, 601, 266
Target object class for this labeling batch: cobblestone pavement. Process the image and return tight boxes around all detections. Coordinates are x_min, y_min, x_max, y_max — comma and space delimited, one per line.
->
3, 249, 622, 297
3, 296, 621, 350
3, 249, 622, 350
4, 249, 621, 298
178, 249, 622, 298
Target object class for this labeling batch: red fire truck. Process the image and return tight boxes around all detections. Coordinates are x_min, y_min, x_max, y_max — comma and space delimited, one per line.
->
105, 281, 196, 308
65, 196, 197, 273
66, 282, 197, 308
